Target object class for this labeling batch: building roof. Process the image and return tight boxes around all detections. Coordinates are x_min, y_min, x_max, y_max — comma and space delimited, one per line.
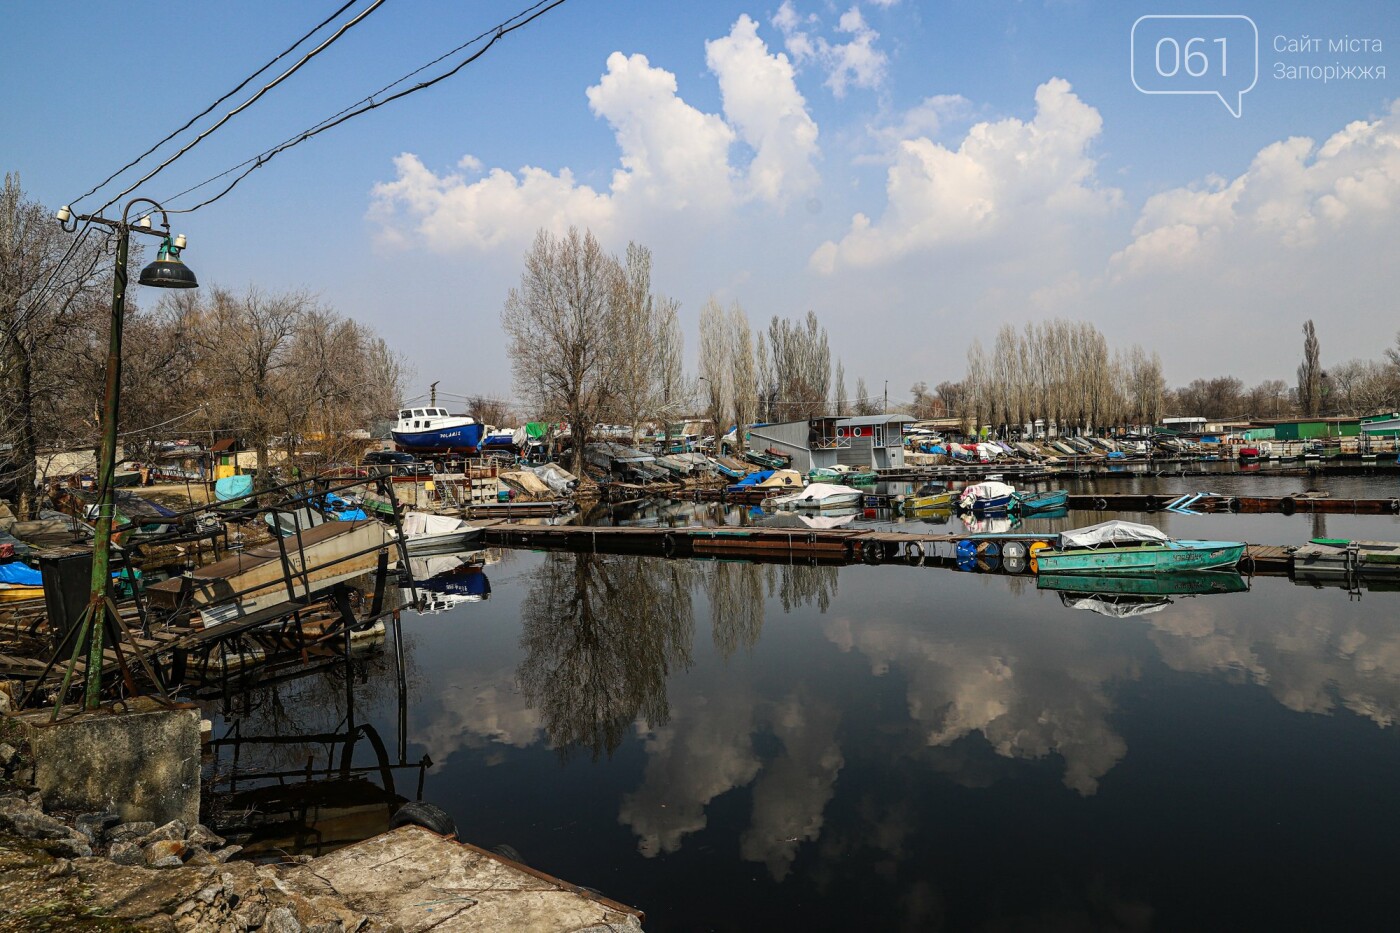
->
836, 414, 916, 427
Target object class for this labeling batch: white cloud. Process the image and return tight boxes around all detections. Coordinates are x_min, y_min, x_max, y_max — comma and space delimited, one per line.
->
371, 18, 820, 253
1111, 106, 1400, 277
813, 78, 1119, 272
772, 2, 889, 98
706, 15, 820, 204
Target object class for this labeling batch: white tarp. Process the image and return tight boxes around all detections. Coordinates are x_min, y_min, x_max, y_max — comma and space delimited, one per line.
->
1058, 520, 1171, 549
1062, 594, 1171, 617
958, 480, 1016, 506
402, 511, 471, 537
768, 483, 863, 507
530, 463, 579, 495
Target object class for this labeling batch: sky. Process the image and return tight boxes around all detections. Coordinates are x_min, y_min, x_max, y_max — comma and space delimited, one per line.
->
3, 0, 1397, 410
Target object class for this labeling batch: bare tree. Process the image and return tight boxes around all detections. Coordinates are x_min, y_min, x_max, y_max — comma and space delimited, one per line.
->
853, 376, 879, 416
729, 302, 755, 453
834, 361, 849, 416
698, 297, 732, 449
767, 311, 830, 420
0, 174, 111, 515
503, 228, 619, 476
1297, 319, 1321, 417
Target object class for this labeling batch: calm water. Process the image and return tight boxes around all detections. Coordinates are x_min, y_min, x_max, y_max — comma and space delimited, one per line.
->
209, 473, 1400, 932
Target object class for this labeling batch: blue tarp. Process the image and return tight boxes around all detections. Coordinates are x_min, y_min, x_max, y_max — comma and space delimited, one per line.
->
734, 470, 774, 487
215, 475, 254, 502
0, 562, 43, 586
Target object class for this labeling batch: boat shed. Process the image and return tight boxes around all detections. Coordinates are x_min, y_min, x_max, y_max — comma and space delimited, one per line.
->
749, 414, 913, 473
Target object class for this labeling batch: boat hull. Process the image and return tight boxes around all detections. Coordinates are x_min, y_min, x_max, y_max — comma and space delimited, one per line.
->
391, 422, 486, 454
903, 492, 956, 512
1013, 489, 1068, 514
1037, 570, 1249, 596
1036, 541, 1246, 574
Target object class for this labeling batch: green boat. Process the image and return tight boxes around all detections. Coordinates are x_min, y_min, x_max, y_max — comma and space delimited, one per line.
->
808, 467, 877, 485
1034, 520, 1246, 575
1037, 570, 1249, 597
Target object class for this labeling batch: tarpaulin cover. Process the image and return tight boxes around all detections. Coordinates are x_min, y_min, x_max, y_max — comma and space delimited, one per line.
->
215, 475, 254, 502
959, 481, 1016, 501
402, 511, 472, 537
0, 562, 43, 586
1058, 520, 1172, 549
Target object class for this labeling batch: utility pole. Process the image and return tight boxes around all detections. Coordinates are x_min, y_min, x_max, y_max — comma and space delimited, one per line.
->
430, 381, 439, 407
54, 199, 197, 710
883, 380, 888, 415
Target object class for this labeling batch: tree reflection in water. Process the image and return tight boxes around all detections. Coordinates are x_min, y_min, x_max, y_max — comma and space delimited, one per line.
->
517, 552, 698, 760
516, 553, 845, 759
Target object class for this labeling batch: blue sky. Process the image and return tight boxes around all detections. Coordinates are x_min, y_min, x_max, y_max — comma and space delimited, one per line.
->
4, 0, 1396, 408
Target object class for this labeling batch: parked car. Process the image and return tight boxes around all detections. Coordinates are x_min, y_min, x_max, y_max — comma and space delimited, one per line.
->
363, 450, 433, 476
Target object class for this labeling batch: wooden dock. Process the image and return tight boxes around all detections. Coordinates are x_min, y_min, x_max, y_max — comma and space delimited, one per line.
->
479, 522, 1295, 575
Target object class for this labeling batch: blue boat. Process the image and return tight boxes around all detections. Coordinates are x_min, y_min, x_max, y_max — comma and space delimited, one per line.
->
1012, 488, 1068, 514
392, 406, 486, 454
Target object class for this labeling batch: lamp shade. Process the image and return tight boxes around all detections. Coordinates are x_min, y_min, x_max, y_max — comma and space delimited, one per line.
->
139, 238, 198, 289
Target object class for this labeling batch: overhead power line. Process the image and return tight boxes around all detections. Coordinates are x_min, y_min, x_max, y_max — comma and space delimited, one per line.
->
69, 0, 366, 211
163, 0, 568, 214
90, 0, 389, 217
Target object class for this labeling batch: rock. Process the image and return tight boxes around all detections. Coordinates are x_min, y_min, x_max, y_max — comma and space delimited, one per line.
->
46, 833, 93, 859
76, 809, 122, 841
195, 881, 223, 904
109, 840, 146, 866
138, 819, 189, 845
0, 795, 35, 831
212, 845, 244, 863
189, 823, 227, 849
233, 902, 267, 929
108, 820, 156, 844
48, 857, 73, 878
144, 839, 189, 866
264, 906, 303, 933
11, 809, 71, 840
186, 847, 219, 867
149, 855, 184, 869
0, 742, 18, 768
0, 689, 11, 713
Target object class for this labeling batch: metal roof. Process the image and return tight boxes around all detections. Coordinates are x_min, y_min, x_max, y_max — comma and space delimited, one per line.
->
835, 414, 915, 427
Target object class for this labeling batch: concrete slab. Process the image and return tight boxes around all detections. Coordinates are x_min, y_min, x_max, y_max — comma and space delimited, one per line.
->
18, 697, 201, 825
285, 825, 645, 931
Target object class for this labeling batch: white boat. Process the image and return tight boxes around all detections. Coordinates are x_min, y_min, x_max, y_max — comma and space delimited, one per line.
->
765, 482, 864, 511
400, 511, 481, 554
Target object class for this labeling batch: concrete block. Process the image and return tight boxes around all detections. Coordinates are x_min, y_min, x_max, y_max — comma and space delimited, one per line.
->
18, 699, 200, 825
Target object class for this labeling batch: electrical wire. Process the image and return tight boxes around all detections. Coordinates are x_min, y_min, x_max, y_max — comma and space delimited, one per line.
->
162, 0, 559, 208
164, 0, 568, 214
68, 0, 365, 211
91, 0, 389, 218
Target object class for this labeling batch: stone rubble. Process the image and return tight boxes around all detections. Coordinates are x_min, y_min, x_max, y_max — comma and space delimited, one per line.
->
0, 787, 387, 931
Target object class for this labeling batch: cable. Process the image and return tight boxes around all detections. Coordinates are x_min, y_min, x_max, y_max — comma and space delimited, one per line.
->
165, 0, 568, 215
163, 0, 560, 208
69, 0, 364, 211
93, 0, 389, 217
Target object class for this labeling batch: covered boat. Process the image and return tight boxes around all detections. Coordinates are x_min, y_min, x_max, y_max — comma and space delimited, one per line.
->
958, 480, 1016, 514
765, 482, 864, 511
1035, 520, 1246, 575
400, 511, 482, 554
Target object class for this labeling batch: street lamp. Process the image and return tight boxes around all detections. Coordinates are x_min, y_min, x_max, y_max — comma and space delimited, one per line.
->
56, 198, 198, 710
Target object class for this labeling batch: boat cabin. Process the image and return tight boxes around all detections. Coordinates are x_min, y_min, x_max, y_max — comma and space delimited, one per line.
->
396, 408, 473, 431
750, 414, 913, 473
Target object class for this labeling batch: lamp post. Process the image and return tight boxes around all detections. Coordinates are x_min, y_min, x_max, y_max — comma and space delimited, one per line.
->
56, 199, 198, 710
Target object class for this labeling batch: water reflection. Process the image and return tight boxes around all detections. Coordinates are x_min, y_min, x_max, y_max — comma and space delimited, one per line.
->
517, 553, 697, 759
